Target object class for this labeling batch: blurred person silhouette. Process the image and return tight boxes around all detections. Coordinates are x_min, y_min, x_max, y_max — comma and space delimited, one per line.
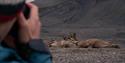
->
0, 0, 52, 63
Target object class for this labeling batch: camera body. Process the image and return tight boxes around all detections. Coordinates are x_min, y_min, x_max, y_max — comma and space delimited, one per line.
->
8, 4, 30, 40
0, 0, 33, 43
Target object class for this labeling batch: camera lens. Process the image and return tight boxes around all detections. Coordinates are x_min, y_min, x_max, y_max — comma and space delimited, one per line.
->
0, 0, 25, 16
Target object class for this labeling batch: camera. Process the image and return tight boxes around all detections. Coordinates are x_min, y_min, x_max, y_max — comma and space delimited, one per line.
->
8, 4, 30, 40
0, 0, 31, 42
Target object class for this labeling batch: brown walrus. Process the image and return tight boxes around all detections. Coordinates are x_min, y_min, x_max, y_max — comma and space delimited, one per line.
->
63, 33, 78, 41
77, 39, 120, 48
49, 39, 77, 48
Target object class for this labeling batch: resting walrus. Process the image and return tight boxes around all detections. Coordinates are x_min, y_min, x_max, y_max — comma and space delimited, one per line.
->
49, 40, 77, 48
77, 39, 120, 48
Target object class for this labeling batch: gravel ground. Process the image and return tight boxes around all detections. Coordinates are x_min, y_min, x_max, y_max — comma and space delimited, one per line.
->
50, 48, 125, 63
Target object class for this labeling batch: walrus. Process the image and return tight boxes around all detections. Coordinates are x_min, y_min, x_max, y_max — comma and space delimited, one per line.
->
63, 32, 78, 41
48, 40, 60, 47
62, 32, 79, 45
49, 39, 77, 48
77, 39, 120, 48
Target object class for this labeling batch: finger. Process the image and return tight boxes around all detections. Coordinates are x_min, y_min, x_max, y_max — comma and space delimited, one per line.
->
26, 3, 39, 19
17, 12, 27, 26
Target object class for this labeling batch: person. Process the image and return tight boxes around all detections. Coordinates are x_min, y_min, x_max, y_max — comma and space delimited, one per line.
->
0, 1, 52, 63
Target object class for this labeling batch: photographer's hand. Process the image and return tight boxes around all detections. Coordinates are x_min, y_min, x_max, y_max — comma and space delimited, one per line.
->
17, 3, 41, 44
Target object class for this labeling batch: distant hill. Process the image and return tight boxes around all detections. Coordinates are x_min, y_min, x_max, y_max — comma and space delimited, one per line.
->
34, 0, 125, 48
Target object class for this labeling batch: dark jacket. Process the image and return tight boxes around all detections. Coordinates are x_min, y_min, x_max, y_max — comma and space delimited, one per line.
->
0, 39, 52, 63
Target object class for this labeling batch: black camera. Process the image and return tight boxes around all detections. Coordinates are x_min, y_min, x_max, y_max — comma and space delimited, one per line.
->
0, 0, 30, 42
9, 4, 30, 40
